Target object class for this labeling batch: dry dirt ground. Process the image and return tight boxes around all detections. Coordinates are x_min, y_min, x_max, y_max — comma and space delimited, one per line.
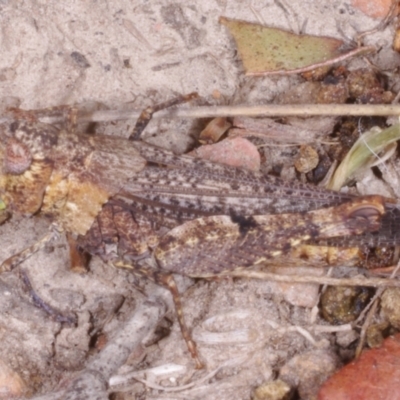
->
0, 1, 399, 399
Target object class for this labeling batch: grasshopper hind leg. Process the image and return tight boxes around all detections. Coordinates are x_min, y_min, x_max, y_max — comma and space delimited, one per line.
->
0, 223, 62, 273
154, 270, 204, 369
116, 261, 203, 369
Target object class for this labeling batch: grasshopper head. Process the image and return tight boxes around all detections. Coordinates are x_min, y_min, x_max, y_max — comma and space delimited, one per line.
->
0, 120, 58, 215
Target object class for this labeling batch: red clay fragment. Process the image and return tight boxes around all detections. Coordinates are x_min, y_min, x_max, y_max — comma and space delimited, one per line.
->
190, 137, 260, 172
318, 333, 400, 400
351, 0, 393, 19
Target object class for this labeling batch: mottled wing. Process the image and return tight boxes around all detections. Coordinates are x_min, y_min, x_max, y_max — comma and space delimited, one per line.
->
116, 142, 400, 247
119, 141, 357, 222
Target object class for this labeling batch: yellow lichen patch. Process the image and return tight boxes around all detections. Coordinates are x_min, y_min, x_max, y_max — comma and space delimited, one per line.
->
61, 176, 110, 236
41, 170, 112, 235
289, 244, 363, 267
41, 172, 69, 217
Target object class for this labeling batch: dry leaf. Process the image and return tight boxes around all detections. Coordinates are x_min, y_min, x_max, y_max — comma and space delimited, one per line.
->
327, 124, 400, 191
219, 17, 374, 75
199, 117, 231, 144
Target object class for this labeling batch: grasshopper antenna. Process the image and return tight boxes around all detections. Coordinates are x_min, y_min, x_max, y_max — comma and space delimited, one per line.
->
129, 92, 199, 141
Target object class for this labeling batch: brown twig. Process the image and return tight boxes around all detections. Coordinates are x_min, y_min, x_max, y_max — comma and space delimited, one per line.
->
3, 103, 400, 126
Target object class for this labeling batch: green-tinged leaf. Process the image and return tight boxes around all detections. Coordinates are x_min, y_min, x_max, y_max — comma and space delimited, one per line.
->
0, 199, 10, 225
327, 124, 400, 191
219, 17, 373, 75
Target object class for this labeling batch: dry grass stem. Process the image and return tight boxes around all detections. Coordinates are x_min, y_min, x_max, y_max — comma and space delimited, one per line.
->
226, 270, 400, 288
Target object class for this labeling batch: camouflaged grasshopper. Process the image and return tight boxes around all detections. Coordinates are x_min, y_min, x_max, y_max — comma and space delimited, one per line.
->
0, 95, 398, 367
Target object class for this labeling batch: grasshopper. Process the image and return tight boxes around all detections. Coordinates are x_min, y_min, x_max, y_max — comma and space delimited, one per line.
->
0, 95, 398, 368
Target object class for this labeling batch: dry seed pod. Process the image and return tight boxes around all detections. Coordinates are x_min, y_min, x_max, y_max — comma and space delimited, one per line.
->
253, 379, 292, 400
393, 26, 400, 53
199, 117, 231, 144
294, 145, 319, 173
381, 288, 400, 329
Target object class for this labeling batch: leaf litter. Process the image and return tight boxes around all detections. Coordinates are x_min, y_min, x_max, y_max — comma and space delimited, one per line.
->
1, 1, 400, 400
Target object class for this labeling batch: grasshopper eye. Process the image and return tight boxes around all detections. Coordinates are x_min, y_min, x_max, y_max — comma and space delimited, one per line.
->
3, 138, 32, 175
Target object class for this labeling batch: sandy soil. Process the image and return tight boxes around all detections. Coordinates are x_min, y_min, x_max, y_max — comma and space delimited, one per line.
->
0, 1, 398, 399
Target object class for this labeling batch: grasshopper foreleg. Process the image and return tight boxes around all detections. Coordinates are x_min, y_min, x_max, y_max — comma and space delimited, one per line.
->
0, 223, 62, 273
